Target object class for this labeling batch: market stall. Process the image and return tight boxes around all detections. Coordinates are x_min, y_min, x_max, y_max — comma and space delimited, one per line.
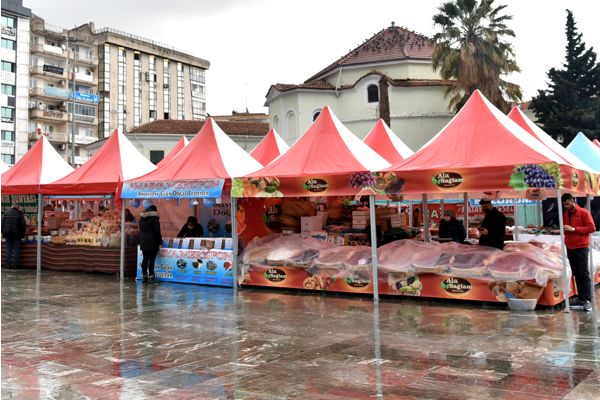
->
119, 118, 264, 287
567, 132, 600, 173
376, 90, 598, 309
233, 106, 392, 299
38, 129, 157, 276
249, 128, 289, 166
157, 136, 189, 167
1, 136, 74, 270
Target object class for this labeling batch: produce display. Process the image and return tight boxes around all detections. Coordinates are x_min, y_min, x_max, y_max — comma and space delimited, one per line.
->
240, 235, 571, 287
65, 210, 123, 247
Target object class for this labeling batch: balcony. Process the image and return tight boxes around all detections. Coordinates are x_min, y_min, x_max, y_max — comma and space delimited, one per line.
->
30, 65, 67, 80
74, 72, 97, 86
70, 52, 99, 66
29, 108, 68, 123
31, 21, 66, 38
69, 114, 97, 126
29, 87, 70, 104
30, 44, 67, 59
29, 130, 69, 144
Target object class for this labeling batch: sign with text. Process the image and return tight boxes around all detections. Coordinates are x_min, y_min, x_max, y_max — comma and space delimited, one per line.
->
70, 91, 99, 103
136, 247, 233, 287
44, 86, 70, 98
1, 194, 39, 225
121, 179, 225, 199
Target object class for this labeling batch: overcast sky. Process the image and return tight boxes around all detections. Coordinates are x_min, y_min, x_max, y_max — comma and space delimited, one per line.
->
24, 0, 599, 116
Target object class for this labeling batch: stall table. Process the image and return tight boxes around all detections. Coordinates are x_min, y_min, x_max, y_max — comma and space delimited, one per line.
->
1, 241, 137, 275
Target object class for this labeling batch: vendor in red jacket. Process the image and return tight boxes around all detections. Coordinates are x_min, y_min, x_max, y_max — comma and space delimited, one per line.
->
562, 193, 596, 311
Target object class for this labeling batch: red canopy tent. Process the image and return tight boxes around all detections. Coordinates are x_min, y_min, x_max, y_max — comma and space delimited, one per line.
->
41, 129, 156, 195
363, 119, 414, 165
236, 106, 390, 198
249, 128, 289, 166
157, 136, 189, 167
2, 135, 73, 195
594, 139, 600, 149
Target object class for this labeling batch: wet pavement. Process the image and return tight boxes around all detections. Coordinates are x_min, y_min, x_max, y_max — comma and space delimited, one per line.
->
2, 270, 600, 400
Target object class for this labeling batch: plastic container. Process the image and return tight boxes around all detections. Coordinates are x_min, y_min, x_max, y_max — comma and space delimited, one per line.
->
507, 298, 537, 311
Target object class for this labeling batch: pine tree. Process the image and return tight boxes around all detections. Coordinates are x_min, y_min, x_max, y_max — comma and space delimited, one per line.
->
530, 10, 600, 143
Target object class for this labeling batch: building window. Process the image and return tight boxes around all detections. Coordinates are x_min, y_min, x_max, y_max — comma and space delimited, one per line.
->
134, 52, 142, 127
149, 150, 164, 165
177, 64, 185, 120
118, 48, 126, 131
163, 60, 171, 119
367, 84, 379, 103
1, 38, 15, 50
1, 84, 15, 95
149, 56, 157, 122
1, 16, 16, 28
1, 61, 15, 73
1, 154, 14, 164
68, 103, 96, 116
272, 115, 279, 132
310, 108, 322, 124
1, 107, 15, 122
1, 130, 14, 141
99, 44, 111, 137
285, 111, 297, 141
190, 67, 205, 121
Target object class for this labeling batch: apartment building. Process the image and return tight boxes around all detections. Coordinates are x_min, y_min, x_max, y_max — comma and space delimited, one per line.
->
94, 28, 210, 139
26, 15, 99, 165
1, 0, 31, 164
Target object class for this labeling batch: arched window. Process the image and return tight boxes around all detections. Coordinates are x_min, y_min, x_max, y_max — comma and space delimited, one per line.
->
367, 85, 379, 103
285, 111, 297, 141
272, 115, 279, 132
313, 112, 320, 121
310, 108, 322, 124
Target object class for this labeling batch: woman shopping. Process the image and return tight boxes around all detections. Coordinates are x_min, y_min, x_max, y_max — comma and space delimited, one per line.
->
139, 205, 162, 283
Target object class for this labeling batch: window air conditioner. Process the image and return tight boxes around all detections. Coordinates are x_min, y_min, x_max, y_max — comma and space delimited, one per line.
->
163, 83, 169, 89
145, 71, 151, 82
59, 144, 66, 151
60, 80, 66, 85
61, 101, 67, 106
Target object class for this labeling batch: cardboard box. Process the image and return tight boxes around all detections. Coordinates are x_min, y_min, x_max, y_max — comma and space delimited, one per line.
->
47, 215, 68, 230
311, 231, 328, 241
301, 216, 322, 232
316, 211, 328, 225
301, 230, 312, 238
352, 211, 370, 217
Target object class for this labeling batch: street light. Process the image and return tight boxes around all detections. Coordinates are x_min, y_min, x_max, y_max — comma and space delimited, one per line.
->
67, 35, 78, 167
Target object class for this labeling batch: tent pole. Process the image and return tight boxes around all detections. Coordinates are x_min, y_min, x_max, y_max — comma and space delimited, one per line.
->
537, 200, 542, 229
514, 199, 520, 241
231, 196, 238, 293
37, 193, 42, 272
440, 198, 445, 217
587, 194, 596, 304
556, 189, 570, 312
369, 195, 379, 300
422, 194, 429, 242
463, 193, 469, 232
110, 194, 115, 210
408, 200, 413, 227
120, 202, 125, 280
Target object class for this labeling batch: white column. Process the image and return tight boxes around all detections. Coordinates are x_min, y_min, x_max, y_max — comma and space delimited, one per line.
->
422, 194, 429, 242
37, 194, 42, 272
408, 200, 413, 227
537, 200, 542, 229
120, 203, 125, 279
369, 195, 379, 300
463, 193, 469, 232
514, 199, 520, 241
231, 196, 238, 292
556, 189, 571, 312
587, 194, 596, 304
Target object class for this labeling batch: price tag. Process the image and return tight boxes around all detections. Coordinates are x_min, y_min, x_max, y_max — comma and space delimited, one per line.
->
181, 238, 190, 249
172, 238, 180, 249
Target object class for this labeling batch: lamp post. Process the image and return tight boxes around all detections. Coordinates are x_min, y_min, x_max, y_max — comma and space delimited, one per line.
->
67, 35, 78, 168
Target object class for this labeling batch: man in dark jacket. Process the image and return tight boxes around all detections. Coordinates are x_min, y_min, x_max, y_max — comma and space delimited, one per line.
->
2, 201, 27, 269
478, 200, 506, 250
177, 216, 203, 238
439, 210, 467, 243
138, 205, 162, 283
562, 193, 596, 311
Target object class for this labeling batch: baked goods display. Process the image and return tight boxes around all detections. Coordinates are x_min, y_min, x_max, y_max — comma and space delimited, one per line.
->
65, 210, 123, 247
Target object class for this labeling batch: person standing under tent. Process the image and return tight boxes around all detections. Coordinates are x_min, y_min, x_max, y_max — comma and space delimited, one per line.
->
177, 216, 204, 238
2, 201, 27, 269
439, 210, 467, 243
139, 205, 162, 283
562, 193, 595, 312
478, 199, 507, 250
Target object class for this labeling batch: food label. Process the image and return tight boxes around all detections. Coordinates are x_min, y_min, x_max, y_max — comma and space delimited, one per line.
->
432, 172, 464, 190
343, 274, 371, 290
181, 238, 190, 249
441, 277, 472, 294
303, 178, 329, 193
264, 268, 287, 283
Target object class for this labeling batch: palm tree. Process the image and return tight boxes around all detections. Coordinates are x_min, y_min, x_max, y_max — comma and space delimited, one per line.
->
431, 0, 523, 113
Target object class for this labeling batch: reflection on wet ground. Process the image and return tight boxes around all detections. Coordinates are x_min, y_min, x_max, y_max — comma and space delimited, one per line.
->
2, 270, 600, 399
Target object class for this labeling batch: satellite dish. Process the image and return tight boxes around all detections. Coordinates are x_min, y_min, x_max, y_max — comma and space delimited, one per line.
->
61, 44, 66, 50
